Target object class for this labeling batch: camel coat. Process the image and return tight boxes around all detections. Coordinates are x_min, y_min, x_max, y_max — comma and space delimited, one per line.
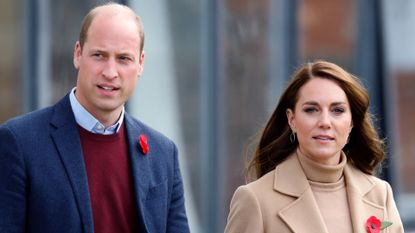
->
224, 153, 404, 233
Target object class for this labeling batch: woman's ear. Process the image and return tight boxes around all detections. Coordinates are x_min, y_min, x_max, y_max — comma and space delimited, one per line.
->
286, 109, 295, 130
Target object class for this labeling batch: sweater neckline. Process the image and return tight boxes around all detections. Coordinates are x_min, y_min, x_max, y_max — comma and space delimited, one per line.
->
297, 149, 347, 183
77, 124, 125, 142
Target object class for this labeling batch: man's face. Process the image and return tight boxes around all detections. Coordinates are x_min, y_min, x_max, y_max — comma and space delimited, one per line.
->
73, 12, 144, 124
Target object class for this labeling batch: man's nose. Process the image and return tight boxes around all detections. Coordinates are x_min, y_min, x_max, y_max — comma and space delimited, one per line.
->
102, 58, 118, 79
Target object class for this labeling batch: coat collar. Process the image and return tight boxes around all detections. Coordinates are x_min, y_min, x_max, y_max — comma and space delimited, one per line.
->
123, 113, 150, 232
274, 153, 329, 233
344, 163, 384, 233
49, 95, 151, 233
50, 94, 94, 233
273, 152, 384, 233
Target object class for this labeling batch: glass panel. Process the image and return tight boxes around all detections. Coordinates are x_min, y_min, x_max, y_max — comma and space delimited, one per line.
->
297, 0, 357, 67
129, 0, 204, 231
130, 0, 284, 232
49, 1, 101, 103
166, 0, 202, 213
223, 0, 273, 213
383, 0, 415, 230
0, 0, 23, 122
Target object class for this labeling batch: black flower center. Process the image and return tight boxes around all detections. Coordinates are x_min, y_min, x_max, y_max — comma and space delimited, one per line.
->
371, 223, 376, 229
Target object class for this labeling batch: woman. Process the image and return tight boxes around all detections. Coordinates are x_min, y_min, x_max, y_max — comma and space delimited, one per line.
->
224, 61, 404, 233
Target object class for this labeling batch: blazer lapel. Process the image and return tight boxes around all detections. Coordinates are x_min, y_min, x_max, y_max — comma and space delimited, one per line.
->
275, 154, 329, 233
124, 114, 150, 233
344, 164, 384, 233
50, 95, 94, 233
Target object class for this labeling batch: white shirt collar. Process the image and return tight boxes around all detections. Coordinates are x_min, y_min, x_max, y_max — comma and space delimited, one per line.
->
69, 87, 124, 135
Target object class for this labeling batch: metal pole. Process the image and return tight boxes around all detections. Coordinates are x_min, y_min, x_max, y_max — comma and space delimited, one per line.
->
200, 0, 224, 231
23, 0, 38, 112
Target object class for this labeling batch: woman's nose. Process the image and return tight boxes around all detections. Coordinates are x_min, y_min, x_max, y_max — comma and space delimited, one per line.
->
318, 111, 331, 128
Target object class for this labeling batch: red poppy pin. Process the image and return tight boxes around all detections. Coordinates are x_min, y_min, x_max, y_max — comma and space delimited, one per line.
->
139, 134, 149, 155
366, 216, 392, 233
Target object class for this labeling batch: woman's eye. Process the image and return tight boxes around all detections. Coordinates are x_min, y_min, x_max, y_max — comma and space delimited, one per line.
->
303, 107, 317, 113
333, 107, 345, 114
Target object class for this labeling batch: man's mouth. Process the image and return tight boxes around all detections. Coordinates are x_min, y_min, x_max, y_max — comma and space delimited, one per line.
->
98, 85, 118, 91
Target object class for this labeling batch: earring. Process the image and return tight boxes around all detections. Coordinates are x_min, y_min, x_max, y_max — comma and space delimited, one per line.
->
290, 130, 296, 143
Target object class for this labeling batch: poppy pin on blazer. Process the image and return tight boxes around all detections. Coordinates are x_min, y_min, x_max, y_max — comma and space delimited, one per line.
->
139, 134, 149, 155
366, 216, 392, 233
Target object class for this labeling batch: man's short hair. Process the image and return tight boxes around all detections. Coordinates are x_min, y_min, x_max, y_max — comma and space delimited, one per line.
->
78, 3, 145, 52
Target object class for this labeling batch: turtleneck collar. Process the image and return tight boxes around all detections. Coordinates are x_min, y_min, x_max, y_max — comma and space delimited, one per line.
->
297, 149, 347, 183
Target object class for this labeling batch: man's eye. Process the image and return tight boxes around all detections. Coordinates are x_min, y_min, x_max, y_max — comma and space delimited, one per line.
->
119, 56, 132, 61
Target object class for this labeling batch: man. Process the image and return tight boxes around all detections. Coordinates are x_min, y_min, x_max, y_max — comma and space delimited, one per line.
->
0, 3, 190, 233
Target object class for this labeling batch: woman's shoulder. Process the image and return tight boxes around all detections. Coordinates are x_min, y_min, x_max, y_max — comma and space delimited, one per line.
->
346, 163, 390, 187
230, 169, 277, 207
230, 168, 294, 214
243, 169, 276, 191
346, 163, 395, 203
366, 173, 394, 200
241, 154, 306, 196
368, 173, 390, 187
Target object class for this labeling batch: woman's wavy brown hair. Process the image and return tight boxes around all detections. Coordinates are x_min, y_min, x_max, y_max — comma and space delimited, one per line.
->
246, 60, 385, 180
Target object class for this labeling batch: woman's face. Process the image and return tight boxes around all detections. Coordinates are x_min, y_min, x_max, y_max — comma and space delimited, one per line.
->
286, 78, 353, 165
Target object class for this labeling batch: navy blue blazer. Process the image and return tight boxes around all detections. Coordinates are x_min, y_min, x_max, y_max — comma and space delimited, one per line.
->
0, 94, 190, 233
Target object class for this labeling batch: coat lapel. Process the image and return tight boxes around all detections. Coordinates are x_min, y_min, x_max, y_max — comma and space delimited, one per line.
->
344, 164, 384, 233
124, 114, 150, 233
49, 95, 94, 233
274, 153, 386, 233
275, 154, 329, 233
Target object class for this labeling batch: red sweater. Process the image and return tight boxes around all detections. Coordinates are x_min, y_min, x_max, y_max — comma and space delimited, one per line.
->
78, 125, 140, 233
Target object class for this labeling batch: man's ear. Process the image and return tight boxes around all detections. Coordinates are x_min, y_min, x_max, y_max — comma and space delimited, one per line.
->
137, 50, 145, 77
73, 41, 81, 70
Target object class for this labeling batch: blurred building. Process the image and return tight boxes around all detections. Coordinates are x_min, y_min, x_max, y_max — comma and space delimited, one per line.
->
1, 0, 414, 232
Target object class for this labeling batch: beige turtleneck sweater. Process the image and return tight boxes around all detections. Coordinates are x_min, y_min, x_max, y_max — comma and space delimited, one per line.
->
297, 150, 353, 233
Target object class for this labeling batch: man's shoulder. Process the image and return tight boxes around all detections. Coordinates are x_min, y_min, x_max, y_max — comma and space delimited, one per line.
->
1, 95, 70, 132
2, 106, 53, 130
124, 113, 175, 146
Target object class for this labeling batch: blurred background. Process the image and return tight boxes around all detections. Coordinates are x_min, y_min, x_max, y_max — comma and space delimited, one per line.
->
1, 0, 414, 232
